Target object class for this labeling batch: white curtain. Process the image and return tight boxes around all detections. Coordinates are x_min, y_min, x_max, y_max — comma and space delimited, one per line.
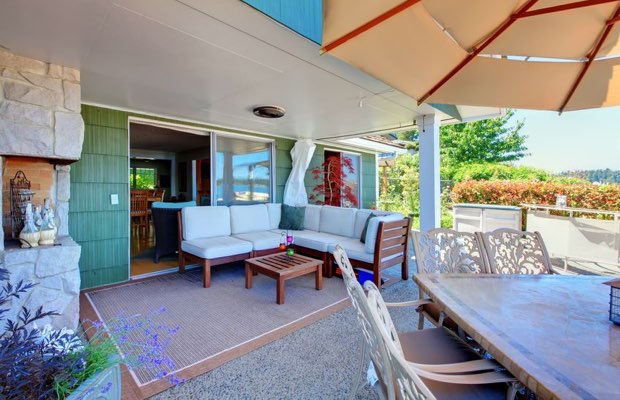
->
283, 139, 316, 205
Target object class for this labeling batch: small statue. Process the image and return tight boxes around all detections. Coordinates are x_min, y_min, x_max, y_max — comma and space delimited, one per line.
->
39, 198, 57, 245
19, 203, 40, 248
33, 205, 43, 228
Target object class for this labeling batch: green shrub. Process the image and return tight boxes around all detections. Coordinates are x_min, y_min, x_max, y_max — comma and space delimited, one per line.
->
450, 163, 550, 182
451, 180, 620, 211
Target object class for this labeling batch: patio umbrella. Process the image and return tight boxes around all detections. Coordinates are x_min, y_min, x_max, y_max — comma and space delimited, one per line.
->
321, 0, 620, 112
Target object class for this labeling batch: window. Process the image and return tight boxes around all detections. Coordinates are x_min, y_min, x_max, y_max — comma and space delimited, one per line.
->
215, 136, 273, 205
317, 150, 361, 208
130, 167, 157, 189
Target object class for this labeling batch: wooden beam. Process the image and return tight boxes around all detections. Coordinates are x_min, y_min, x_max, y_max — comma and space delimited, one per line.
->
517, 0, 619, 19
417, 0, 539, 105
559, 5, 620, 113
321, 0, 421, 53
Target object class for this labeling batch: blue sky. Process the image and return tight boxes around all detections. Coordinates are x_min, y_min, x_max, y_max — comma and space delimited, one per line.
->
512, 107, 620, 173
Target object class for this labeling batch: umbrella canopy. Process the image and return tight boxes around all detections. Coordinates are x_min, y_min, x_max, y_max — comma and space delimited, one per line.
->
322, 0, 620, 112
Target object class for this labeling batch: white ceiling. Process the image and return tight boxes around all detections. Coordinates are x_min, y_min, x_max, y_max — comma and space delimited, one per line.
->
0, 0, 500, 142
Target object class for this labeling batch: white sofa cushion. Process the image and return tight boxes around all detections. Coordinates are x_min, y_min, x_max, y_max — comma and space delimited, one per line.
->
230, 204, 270, 234
182, 236, 252, 259
182, 206, 231, 240
328, 239, 403, 265
354, 209, 391, 239
304, 204, 322, 231
319, 206, 356, 238
290, 230, 349, 252
233, 231, 282, 251
364, 213, 405, 253
266, 203, 282, 230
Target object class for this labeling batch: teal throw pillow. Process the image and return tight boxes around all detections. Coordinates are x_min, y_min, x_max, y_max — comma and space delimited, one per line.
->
279, 204, 306, 230
360, 212, 377, 243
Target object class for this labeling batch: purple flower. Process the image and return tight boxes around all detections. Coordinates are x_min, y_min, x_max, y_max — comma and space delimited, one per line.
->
100, 381, 113, 394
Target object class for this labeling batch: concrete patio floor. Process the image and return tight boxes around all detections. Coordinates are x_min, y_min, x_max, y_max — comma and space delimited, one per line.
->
150, 264, 421, 400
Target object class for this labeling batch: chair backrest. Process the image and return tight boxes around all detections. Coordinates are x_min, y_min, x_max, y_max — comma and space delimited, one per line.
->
130, 193, 148, 215
478, 229, 552, 275
413, 228, 487, 274
365, 282, 436, 400
333, 246, 396, 400
151, 189, 165, 201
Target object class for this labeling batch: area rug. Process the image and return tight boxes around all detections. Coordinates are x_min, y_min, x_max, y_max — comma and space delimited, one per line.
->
83, 263, 351, 398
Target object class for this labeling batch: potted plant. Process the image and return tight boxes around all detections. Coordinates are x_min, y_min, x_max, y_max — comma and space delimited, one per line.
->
0, 268, 182, 399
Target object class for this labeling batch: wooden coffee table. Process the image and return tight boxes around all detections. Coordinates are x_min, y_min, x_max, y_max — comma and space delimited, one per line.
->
245, 252, 323, 304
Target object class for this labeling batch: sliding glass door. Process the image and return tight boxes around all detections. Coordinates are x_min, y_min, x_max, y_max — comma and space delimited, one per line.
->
214, 135, 273, 205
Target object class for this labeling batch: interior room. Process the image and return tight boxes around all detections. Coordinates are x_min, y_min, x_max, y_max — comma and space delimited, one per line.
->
129, 121, 211, 277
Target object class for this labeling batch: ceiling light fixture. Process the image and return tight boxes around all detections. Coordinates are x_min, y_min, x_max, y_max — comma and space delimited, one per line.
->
253, 105, 286, 119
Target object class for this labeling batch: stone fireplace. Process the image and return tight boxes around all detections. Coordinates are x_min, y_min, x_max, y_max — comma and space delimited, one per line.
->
0, 49, 84, 330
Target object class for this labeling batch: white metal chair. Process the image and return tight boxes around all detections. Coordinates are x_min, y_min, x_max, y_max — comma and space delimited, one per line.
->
412, 229, 487, 330
365, 281, 519, 400
333, 246, 517, 400
478, 229, 553, 275
334, 245, 426, 399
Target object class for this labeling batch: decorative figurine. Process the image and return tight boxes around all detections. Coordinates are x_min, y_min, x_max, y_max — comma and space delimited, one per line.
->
19, 203, 40, 248
39, 198, 57, 245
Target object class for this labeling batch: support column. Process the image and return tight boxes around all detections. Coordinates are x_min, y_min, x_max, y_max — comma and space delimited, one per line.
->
418, 114, 441, 231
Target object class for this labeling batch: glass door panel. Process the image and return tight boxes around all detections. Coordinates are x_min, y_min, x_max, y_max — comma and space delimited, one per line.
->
215, 136, 272, 205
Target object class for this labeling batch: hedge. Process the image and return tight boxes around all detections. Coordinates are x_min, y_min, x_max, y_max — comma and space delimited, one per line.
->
451, 181, 620, 211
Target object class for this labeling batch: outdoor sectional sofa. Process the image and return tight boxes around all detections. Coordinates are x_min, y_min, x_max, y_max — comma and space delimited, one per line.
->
177, 203, 410, 288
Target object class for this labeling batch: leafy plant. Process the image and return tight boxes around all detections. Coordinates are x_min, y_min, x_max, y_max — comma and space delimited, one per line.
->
309, 155, 359, 207
450, 163, 551, 182
397, 110, 528, 165
451, 181, 620, 212
0, 268, 182, 399
0, 267, 76, 399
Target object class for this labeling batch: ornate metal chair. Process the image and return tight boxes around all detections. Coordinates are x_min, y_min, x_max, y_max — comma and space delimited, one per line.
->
334, 245, 426, 399
365, 281, 518, 400
478, 229, 553, 275
412, 229, 488, 330
333, 246, 516, 400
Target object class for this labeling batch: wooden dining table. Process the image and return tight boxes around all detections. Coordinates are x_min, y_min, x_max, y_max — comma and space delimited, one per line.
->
413, 274, 620, 400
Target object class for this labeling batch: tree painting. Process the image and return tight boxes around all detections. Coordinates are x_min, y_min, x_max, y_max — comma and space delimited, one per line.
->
309, 155, 359, 207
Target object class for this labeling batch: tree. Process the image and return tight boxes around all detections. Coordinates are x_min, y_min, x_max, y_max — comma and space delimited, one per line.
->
397, 109, 528, 167
379, 153, 419, 215
440, 110, 528, 164
309, 155, 359, 207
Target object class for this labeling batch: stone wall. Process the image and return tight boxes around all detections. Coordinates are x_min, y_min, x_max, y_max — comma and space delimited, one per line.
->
0, 49, 84, 160
0, 50, 83, 332
2, 237, 81, 330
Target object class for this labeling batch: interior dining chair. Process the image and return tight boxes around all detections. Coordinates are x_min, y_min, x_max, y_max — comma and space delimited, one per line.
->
333, 246, 517, 400
365, 281, 519, 400
412, 229, 488, 331
478, 229, 553, 275
130, 192, 148, 235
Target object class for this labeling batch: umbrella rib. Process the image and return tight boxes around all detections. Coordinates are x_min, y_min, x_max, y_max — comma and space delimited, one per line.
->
516, 0, 620, 18
608, 14, 620, 24
559, 5, 620, 113
320, 0, 421, 54
417, 0, 539, 106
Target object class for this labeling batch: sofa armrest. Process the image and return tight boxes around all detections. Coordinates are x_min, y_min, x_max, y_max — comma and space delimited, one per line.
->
373, 218, 412, 267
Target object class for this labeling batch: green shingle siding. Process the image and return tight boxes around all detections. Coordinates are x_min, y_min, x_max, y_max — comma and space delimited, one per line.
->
70, 107, 130, 289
